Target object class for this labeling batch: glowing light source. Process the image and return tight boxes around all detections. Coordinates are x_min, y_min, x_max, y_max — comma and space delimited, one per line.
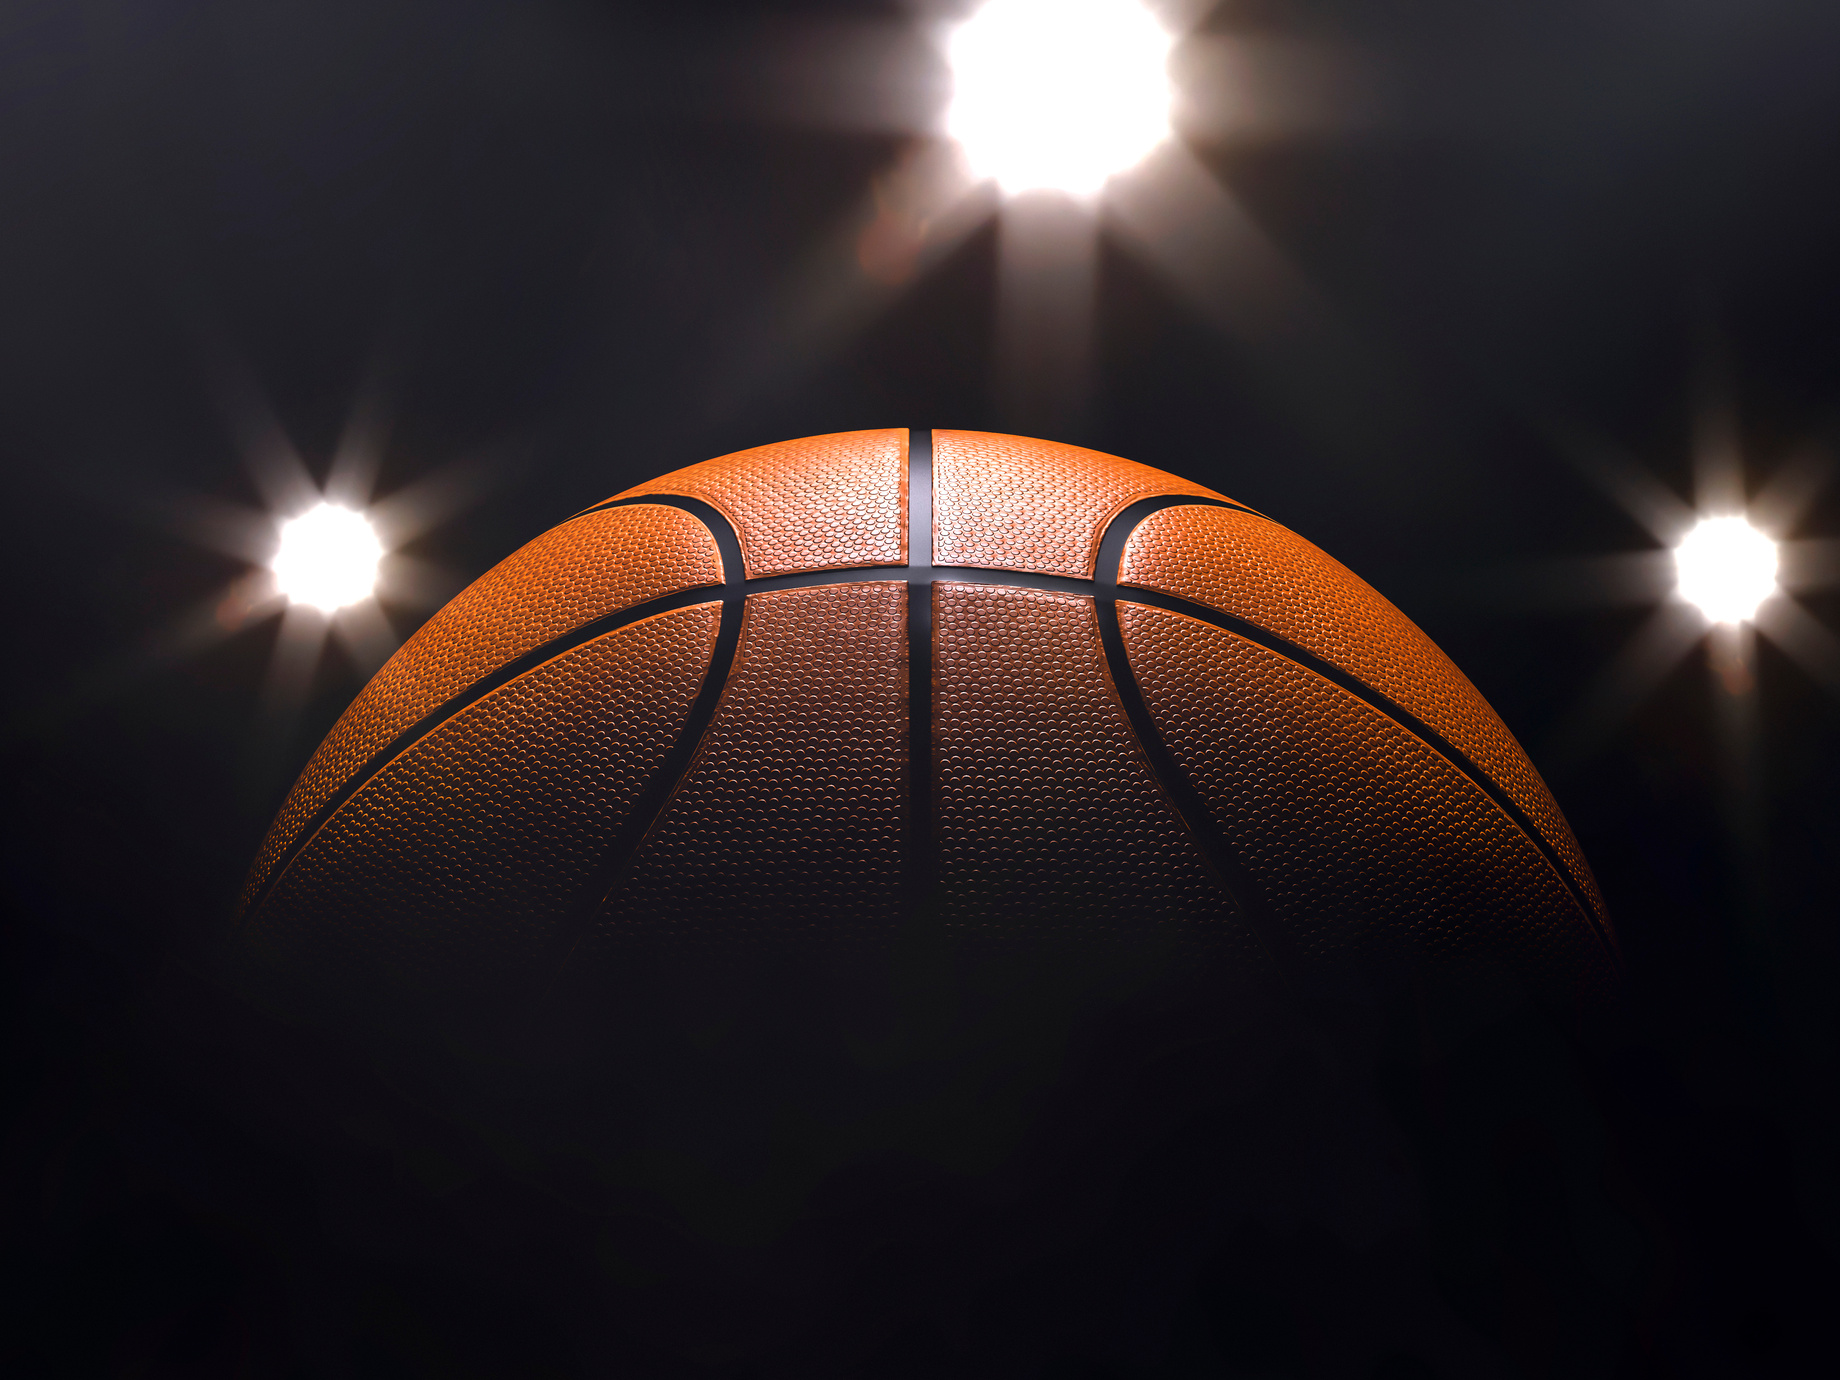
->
1674, 515, 1778, 625
271, 503, 384, 612
944, 0, 1175, 198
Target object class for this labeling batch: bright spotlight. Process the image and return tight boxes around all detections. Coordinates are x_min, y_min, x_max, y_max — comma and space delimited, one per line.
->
1673, 515, 1778, 625
944, 0, 1175, 198
271, 503, 384, 613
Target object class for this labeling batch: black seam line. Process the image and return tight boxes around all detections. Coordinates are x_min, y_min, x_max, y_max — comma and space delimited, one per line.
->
1092, 493, 1254, 537
243, 569, 1086, 921
245, 498, 748, 920
1114, 585, 1618, 969
253, 491, 1610, 971
1091, 496, 1615, 968
569, 490, 1267, 527
1091, 500, 1295, 965
244, 493, 1231, 919
906, 429, 935, 912
571, 554, 746, 935
240, 584, 728, 923
597, 496, 747, 576
1097, 597, 1287, 948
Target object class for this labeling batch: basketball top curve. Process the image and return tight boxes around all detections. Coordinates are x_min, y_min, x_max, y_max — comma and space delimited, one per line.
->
237, 428, 1617, 1021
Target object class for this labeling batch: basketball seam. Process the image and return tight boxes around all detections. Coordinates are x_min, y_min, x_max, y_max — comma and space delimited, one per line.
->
906, 429, 936, 920
564, 551, 751, 949
1122, 597, 1613, 962
1094, 500, 1616, 970
1090, 591, 1294, 965
248, 477, 1614, 975
237, 593, 724, 923
241, 570, 1149, 921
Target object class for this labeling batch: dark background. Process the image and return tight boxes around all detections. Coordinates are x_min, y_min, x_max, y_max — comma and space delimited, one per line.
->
3, 2, 1837, 1375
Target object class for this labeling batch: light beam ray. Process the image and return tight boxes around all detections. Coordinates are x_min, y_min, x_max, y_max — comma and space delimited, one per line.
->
1750, 441, 1834, 535
1106, 140, 1322, 347
1542, 601, 1707, 776
1754, 594, 1840, 694
12, 571, 286, 739
154, 493, 284, 566
1104, 140, 1408, 462
695, 142, 994, 427
1540, 417, 1699, 545
712, 17, 943, 135
1689, 362, 1746, 518
1778, 537, 1840, 594
377, 555, 471, 614
1707, 623, 1767, 904
324, 351, 397, 512
1174, 35, 1381, 143
254, 602, 333, 751
194, 334, 321, 519
994, 193, 1099, 437
366, 443, 522, 552
238, 601, 341, 813
331, 600, 402, 678
1467, 550, 1678, 611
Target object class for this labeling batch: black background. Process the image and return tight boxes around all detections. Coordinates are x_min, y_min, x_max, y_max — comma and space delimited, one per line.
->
3, 2, 1837, 1376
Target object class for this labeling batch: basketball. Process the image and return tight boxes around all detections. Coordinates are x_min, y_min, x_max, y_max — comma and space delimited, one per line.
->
239, 427, 1614, 1007
231, 427, 1620, 1343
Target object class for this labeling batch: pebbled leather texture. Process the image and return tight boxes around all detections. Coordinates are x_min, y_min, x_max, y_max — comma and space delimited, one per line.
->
1119, 601, 1614, 998
242, 603, 720, 1001
610, 429, 906, 578
1119, 504, 1606, 928
931, 583, 1247, 943
226, 428, 1626, 1375
607, 583, 909, 949
240, 503, 720, 913
241, 427, 1612, 1045
932, 430, 1231, 578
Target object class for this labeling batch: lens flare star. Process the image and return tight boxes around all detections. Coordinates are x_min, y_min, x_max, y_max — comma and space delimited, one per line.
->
944, 0, 1175, 198
1534, 399, 1838, 778
271, 503, 385, 612
1674, 515, 1779, 625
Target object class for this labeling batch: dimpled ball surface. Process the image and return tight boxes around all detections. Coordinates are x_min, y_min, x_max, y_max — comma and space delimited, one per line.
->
239, 428, 1616, 1044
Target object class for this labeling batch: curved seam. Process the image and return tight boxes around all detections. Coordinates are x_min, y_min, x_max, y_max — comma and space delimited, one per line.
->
1098, 498, 1619, 976
252, 492, 1614, 976
568, 593, 746, 943
239, 592, 724, 923
577, 495, 912, 578
1090, 501, 1296, 971
244, 571, 1095, 921
1109, 504, 1612, 955
927, 494, 1259, 581
593, 496, 745, 580
1120, 590, 1619, 971
579, 574, 922, 935
545, 499, 754, 972
245, 502, 741, 925
577, 494, 756, 572
1076, 494, 1259, 577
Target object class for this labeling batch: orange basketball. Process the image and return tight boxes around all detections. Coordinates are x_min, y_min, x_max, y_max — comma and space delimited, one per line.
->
238, 428, 1616, 1065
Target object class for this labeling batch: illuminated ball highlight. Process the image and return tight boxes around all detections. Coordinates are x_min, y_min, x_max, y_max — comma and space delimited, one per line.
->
944, 0, 1175, 198
271, 503, 384, 612
1673, 515, 1778, 625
